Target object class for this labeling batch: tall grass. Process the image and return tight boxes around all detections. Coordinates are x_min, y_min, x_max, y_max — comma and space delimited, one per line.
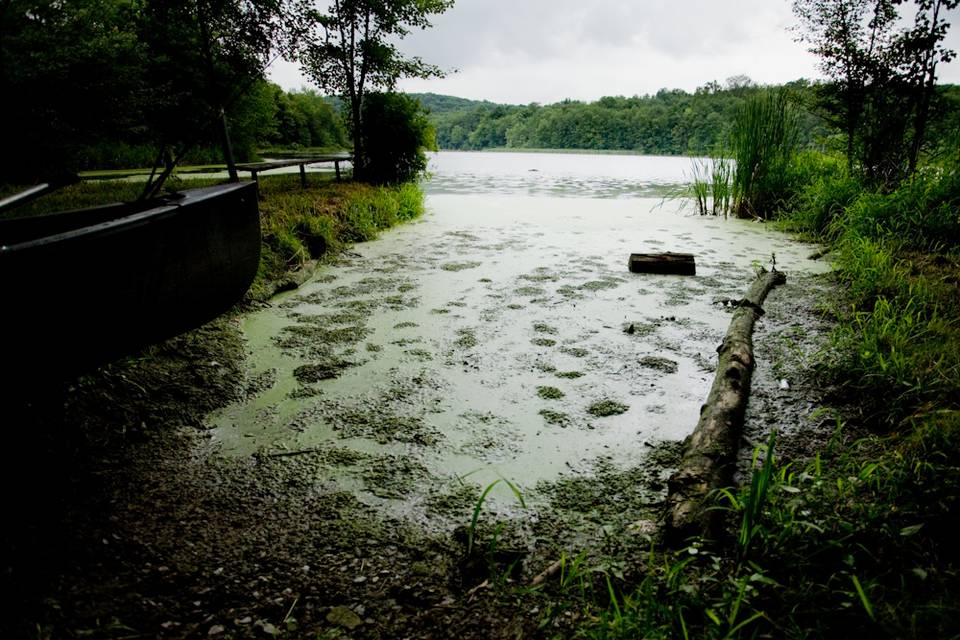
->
731, 89, 800, 219
688, 154, 733, 217
254, 176, 425, 297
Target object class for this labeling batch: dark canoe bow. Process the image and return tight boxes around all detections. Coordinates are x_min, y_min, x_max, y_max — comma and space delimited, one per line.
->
0, 181, 261, 380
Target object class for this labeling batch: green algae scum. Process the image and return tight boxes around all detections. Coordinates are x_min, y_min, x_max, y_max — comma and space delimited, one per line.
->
207, 152, 829, 528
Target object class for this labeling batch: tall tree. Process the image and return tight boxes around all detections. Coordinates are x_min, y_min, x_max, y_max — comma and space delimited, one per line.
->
297, 0, 453, 179
791, 0, 899, 173
141, 0, 289, 192
898, 0, 959, 173
0, 0, 151, 182
792, 0, 958, 186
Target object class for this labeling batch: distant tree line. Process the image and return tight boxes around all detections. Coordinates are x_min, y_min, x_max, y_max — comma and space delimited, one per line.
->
416, 78, 959, 159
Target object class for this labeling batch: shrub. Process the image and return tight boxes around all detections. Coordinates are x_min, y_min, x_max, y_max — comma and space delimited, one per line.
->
839, 168, 960, 251
360, 92, 436, 185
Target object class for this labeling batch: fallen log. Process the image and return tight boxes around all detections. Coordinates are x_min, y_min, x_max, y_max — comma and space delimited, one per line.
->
628, 252, 696, 276
664, 268, 787, 544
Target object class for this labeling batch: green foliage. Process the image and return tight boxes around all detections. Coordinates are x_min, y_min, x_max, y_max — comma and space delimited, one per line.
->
416, 81, 830, 155
360, 92, 436, 185
837, 168, 960, 250
0, 0, 302, 179
267, 87, 349, 150
792, 0, 960, 187
0, 0, 151, 180
781, 153, 862, 237
731, 89, 801, 218
781, 159, 960, 428
297, 0, 452, 179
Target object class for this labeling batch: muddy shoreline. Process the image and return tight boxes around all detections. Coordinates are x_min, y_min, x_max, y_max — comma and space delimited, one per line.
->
3, 256, 838, 640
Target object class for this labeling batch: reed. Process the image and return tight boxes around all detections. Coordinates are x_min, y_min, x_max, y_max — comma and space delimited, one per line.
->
687, 154, 733, 217
731, 89, 800, 219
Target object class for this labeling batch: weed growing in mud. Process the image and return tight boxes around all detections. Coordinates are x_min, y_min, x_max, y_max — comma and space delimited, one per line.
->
466, 478, 526, 558
587, 400, 629, 417
563, 412, 960, 639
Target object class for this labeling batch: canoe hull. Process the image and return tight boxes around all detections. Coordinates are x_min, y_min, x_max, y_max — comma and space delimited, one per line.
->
0, 182, 260, 379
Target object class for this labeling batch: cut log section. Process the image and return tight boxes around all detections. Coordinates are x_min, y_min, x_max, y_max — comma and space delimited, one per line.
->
628, 252, 696, 275
664, 268, 787, 545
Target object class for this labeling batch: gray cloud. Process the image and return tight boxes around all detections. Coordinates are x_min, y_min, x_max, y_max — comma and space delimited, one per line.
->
271, 0, 960, 103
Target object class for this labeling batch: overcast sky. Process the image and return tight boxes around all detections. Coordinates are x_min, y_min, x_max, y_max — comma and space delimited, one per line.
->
268, 0, 960, 104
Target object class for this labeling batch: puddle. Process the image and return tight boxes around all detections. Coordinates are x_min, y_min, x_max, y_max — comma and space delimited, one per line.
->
208, 189, 829, 525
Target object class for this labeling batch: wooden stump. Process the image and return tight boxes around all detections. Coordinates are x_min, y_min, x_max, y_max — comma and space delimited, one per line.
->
664, 268, 787, 544
628, 252, 696, 275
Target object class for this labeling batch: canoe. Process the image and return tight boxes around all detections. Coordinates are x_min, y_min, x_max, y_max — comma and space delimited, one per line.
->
0, 181, 260, 379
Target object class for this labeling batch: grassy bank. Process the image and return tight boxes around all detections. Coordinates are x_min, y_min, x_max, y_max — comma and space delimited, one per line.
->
251, 175, 424, 298
555, 163, 960, 638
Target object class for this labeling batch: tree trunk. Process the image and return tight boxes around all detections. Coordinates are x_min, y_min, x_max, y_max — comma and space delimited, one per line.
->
664, 268, 787, 545
350, 98, 363, 181
219, 107, 239, 182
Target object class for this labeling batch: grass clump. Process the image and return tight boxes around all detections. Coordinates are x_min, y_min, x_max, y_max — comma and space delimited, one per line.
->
731, 88, 801, 219
688, 153, 734, 217
454, 328, 478, 349
638, 356, 678, 374
532, 322, 558, 334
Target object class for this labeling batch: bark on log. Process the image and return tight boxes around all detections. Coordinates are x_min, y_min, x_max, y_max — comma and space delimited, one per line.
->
628, 252, 696, 275
664, 268, 787, 545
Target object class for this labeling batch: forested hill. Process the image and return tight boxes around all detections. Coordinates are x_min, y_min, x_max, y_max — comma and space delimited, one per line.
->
410, 81, 832, 155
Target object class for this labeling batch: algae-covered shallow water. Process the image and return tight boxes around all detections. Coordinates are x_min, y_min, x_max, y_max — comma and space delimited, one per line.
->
208, 151, 828, 522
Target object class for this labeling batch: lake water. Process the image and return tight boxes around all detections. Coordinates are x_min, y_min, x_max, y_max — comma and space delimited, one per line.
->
207, 150, 827, 521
